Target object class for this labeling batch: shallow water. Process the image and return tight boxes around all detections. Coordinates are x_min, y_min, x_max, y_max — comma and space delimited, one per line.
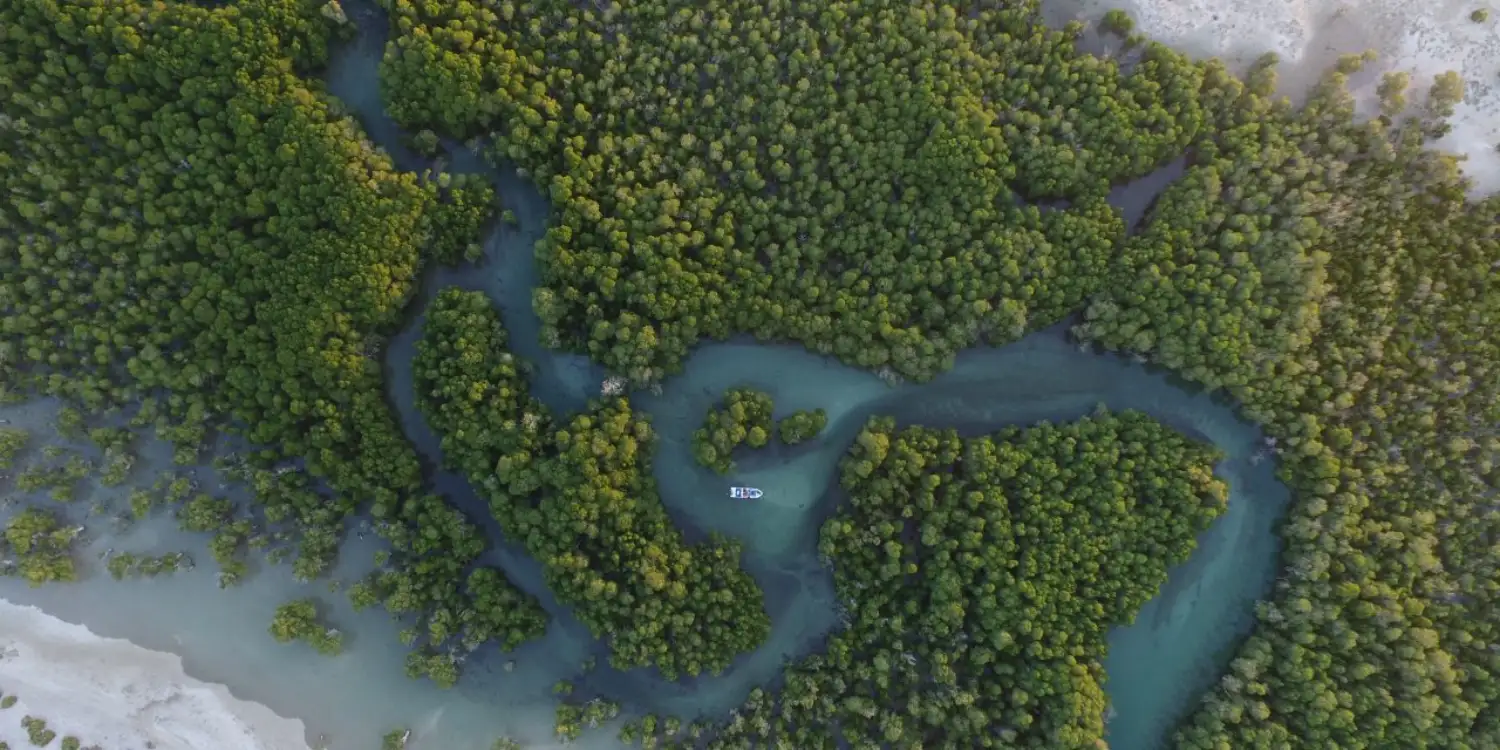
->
0, 5, 1291, 750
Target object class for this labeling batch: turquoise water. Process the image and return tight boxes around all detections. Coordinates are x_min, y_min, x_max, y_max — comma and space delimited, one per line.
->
0, 5, 1291, 749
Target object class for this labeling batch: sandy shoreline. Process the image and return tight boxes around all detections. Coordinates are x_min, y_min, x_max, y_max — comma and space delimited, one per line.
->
1048, 0, 1500, 194
0, 599, 310, 750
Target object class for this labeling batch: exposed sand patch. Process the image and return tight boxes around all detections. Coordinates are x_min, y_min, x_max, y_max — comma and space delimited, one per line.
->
0, 600, 310, 750
1047, 0, 1500, 194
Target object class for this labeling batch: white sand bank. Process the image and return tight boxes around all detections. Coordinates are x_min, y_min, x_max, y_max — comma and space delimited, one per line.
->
1049, 0, 1500, 194
0, 599, 310, 750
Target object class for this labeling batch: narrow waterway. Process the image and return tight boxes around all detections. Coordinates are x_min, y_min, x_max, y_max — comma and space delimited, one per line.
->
0, 5, 1291, 750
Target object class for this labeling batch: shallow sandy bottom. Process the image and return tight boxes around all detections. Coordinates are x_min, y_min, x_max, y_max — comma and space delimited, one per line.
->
1048, 0, 1500, 194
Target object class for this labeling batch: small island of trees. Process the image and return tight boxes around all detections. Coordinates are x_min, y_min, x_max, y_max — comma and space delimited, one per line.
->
777, 408, 828, 445
269, 598, 345, 656
1, 508, 79, 587
690, 388, 775, 474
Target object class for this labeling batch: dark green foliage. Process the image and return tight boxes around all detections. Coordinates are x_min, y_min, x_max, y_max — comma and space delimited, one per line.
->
380, 729, 408, 750
691, 388, 774, 473
0, 429, 26, 470
1078, 55, 1500, 750
404, 650, 459, 688
3, 0, 1495, 742
411, 288, 553, 483
175, 493, 252, 586
410, 128, 441, 156
776, 408, 827, 445
54, 408, 83, 439
656, 412, 1224, 747
415, 289, 770, 678
106, 551, 189, 580
425, 172, 497, 265
1472, 9, 1490, 22
376, 0, 1209, 384
0, 0, 541, 672
362, 490, 548, 681
1, 507, 79, 586
269, 598, 344, 656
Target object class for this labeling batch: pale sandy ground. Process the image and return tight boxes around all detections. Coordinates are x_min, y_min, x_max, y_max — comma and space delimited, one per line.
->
0, 600, 312, 750
3, 3, 1499, 750
1047, 0, 1500, 195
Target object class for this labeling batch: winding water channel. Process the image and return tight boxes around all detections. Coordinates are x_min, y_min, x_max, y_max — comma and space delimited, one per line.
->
0, 7, 1291, 750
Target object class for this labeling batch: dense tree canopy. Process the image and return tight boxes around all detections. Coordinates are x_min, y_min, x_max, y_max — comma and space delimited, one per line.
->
1077, 56, 1500, 750
415, 289, 769, 677
378, 0, 1500, 744
0, 0, 543, 677
376, 0, 1211, 384
6, 0, 1500, 744
629, 412, 1226, 749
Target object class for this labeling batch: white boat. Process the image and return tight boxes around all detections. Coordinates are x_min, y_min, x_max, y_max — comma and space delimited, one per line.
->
729, 487, 763, 500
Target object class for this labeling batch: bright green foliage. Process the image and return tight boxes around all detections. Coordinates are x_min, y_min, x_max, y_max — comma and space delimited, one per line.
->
776, 408, 828, 445
1101, 9, 1136, 36
1, 507, 79, 586
21, 716, 53, 747
1077, 56, 1500, 750
0, 695, 15, 710
652, 411, 1224, 748
554, 698, 619, 742
491, 739, 522, 750
59, 737, 79, 750
0, 429, 28, 470
691, 388, 774, 473
269, 598, 344, 656
376, 0, 1211, 384
415, 289, 770, 678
